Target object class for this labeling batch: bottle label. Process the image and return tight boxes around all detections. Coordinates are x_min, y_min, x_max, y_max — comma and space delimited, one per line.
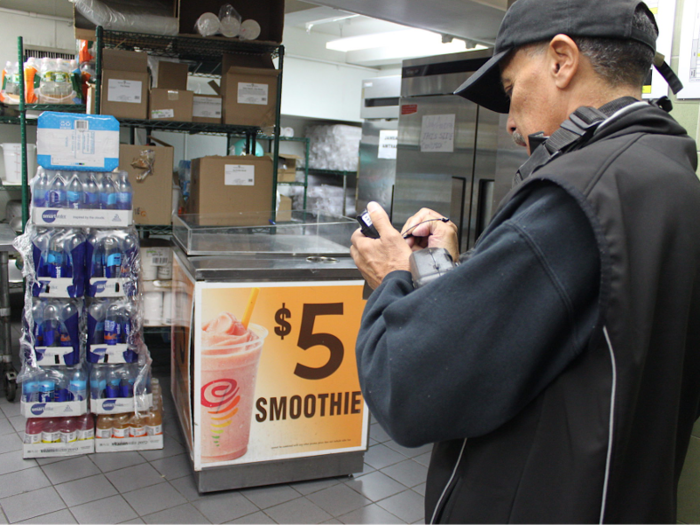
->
83, 192, 99, 207
48, 190, 65, 205
24, 432, 41, 444
147, 424, 163, 436
42, 431, 60, 444
67, 191, 81, 206
130, 426, 147, 438
96, 427, 112, 439
61, 430, 77, 443
106, 253, 122, 268
107, 193, 117, 206
77, 428, 94, 441
118, 192, 131, 204
112, 427, 127, 439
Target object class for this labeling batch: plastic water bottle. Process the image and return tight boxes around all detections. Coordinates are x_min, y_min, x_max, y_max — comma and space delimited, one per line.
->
41, 302, 62, 347
119, 364, 135, 398
67, 172, 83, 209
105, 365, 121, 398
32, 228, 55, 278
89, 365, 106, 400
99, 173, 117, 210
54, 58, 72, 100
62, 229, 87, 284
82, 172, 99, 209
115, 171, 133, 210
88, 300, 107, 346
105, 302, 126, 346
121, 231, 138, 277
47, 171, 67, 208
86, 231, 104, 279
103, 235, 122, 278
21, 377, 40, 403
54, 367, 70, 402
47, 231, 66, 278
32, 168, 51, 208
61, 301, 79, 365
38, 373, 55, 403
31, 300, 45, 346
69, 367, 87, 401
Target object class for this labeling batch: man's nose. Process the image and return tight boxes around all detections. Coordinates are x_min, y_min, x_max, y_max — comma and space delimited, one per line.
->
506, 114, 516, 135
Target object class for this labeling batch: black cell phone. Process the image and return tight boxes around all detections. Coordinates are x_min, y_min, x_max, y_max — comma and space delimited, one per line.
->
357, 209, 380, 239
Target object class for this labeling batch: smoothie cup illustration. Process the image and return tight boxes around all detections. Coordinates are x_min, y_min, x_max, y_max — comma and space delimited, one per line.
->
200, 311, 267, 463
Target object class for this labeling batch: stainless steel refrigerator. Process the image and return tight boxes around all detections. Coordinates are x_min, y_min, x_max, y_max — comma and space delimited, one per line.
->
356, 76, 401, 215
394, 49, 527, 252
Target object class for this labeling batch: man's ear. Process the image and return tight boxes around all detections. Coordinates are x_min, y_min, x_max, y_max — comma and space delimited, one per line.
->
547, 34, 580, 90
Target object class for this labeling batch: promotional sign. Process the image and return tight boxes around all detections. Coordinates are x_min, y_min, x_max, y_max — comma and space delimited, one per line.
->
193, 281, 367, 471
171, 253, 196, 455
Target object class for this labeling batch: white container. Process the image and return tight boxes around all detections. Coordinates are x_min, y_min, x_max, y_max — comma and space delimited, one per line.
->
1, 143, 37, 185
162, 291, 173, 325
143, 292, 163, 326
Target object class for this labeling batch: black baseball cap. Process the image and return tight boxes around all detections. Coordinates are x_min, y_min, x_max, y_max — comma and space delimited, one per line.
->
454, 0, 681, 113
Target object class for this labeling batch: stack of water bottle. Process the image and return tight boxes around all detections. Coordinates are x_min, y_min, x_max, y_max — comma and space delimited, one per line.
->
14, 163, 162, 457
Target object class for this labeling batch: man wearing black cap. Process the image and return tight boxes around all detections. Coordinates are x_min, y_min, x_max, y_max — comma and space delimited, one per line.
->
351, 0, 700, 523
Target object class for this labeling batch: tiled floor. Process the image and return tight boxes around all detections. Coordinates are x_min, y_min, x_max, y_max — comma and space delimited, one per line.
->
0, 377, 428, 525
0, 290, 428, 524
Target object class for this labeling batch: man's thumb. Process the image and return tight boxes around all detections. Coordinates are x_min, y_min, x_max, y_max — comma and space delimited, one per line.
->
367, 201, 392, 233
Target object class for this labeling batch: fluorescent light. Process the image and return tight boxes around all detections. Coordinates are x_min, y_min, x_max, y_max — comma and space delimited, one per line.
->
327, 28, 446, 52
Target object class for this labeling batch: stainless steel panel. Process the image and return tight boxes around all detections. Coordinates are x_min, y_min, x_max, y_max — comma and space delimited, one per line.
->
361, 76, 401, 120
357, 119, 398, 215
401, 49, 493, 98
393, 94, 478, 247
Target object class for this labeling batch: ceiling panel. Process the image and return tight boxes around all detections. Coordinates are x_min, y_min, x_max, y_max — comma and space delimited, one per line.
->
0, 0, 73, 18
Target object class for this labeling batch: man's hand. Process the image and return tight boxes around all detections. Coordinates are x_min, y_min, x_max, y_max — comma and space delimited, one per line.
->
351, 202, 412, 289
402, 208, 459, 262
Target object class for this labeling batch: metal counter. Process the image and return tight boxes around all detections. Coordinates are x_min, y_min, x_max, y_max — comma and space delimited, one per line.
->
0, 224, 18, 400
170, 213, 368, 493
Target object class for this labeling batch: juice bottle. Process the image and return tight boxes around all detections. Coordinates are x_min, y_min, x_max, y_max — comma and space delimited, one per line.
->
146, 406, 163, 436
59, 417, 78, 443
112, 413, 130, 439
129, 412, 147, 438
24, 418, 44, 444
95, 414, 114, 439
41, 418, 61, 444
76, 413, 94, 441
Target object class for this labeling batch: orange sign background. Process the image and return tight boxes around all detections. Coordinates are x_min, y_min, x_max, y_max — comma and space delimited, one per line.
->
195, 281, 367, 470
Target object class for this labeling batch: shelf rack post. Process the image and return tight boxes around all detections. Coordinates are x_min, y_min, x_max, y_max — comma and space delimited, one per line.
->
271, 45, 285, 219
17, 37, 29, 231
95, 26, 103, 115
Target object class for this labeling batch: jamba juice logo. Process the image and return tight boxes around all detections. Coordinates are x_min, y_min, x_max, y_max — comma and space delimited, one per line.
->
201, 379, 240, 446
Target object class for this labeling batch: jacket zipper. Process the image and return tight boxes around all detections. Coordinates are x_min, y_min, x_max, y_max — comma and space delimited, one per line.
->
430, 438, 468, 524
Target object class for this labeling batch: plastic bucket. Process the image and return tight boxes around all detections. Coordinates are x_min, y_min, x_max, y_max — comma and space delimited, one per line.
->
1, 143, 37, 185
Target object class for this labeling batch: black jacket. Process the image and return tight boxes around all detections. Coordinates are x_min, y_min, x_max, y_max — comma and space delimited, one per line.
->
355, 101, 700, 523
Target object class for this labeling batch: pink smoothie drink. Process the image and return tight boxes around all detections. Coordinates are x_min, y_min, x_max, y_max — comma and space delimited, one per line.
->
200, 312, 267, 463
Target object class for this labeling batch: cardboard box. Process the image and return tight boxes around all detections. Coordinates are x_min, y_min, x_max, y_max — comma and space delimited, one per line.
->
222, 66, 279, 127
95, 433, 163, 453
277, 153, 302, 182
119, 143, 174, 225
277, 195, 292, 222
24, 439, 95, 459
156, 61, 189, 90
187, 155, 274, 225
149, 89, 194, 121
192, 94, 222, 124
101, 49, 149, 120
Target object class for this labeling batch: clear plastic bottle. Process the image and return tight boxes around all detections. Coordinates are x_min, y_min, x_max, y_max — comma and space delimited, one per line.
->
146, 405, 163, 436
115, 171, 133, 210
81, 172, 99, 209
31, 300, 46, 347
21, 377, 40, 403
54, 367, 70, 402
89, 364, 106, 400
76, 413, 94, 441
47, 230, 67, 278
24, 57, 39, 103
24, 418, 44, 444
105, 365, 121, 398
66, 172, 83, 209
41, 418, 61, 444
32, 168, 52, 208
32, 228, 55, 278
119, 364, 135, 398
102, 236, 122, 279
41, 302, 62, 348
129, 412, 147, 438
53, 58, 72, 100
59, 417, 78, 443
38, 58, 55, 101
88, 299, 107, 349
95, 414, 113, 439
47, 171, 67, 208
99, 173, 117, 210
86, 231, 104, 279
112, 413, 130, 439
69, 366, 87, 401
38, 372, 55, 403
